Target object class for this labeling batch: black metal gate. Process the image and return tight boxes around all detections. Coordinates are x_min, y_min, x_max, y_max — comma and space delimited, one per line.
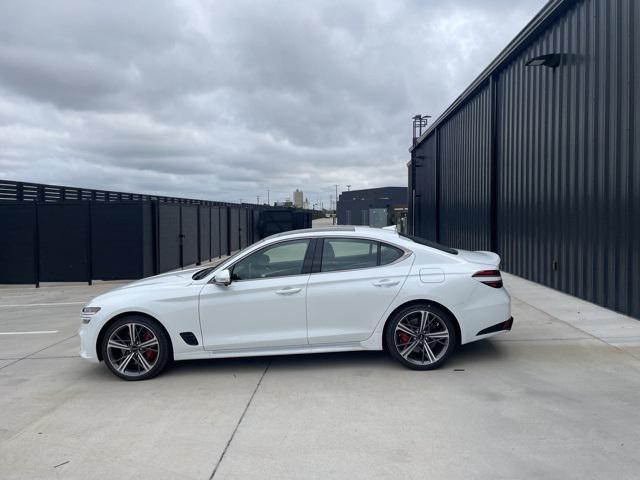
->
0, 203, 36, 284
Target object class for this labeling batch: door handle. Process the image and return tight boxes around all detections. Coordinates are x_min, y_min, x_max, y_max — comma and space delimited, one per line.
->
373, 279, 400, 287
275, 287, 302, 295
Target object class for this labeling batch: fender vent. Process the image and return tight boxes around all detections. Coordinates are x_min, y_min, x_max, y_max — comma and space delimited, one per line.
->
180, 332, 199, 346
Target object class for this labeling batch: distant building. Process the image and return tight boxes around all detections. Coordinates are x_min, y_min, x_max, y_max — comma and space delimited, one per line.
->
293, 189, 304, 208
337, 186, 407, 230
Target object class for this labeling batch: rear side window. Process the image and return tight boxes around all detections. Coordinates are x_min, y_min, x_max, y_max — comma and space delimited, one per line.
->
320, 239, 406, 272
380, 244, 403, 265
321, 239, 377, 272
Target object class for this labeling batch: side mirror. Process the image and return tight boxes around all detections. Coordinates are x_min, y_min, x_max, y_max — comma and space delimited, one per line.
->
212, 269, 232, 286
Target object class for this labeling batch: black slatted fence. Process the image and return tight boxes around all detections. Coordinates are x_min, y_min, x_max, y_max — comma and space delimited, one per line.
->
0, 179, 313, 286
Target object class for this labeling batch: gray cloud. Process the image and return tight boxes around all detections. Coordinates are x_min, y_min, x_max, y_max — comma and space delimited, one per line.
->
0, 0, 546, 205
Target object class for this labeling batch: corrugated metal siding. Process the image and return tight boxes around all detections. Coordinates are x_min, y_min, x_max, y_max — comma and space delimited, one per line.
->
411, 0, 639, 319
412, 135, 437, 240
407, 161, 414, 234
439, 83, 493, 250
497, 0, 639, 318
632, 0, 640, 319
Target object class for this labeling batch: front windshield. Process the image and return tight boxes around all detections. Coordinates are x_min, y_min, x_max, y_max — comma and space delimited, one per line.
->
191, 239, 271, 281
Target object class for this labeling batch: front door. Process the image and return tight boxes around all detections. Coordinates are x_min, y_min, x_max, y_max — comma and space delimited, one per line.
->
199, 239, 311, 351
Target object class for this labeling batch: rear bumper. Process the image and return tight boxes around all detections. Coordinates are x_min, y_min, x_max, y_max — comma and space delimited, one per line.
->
476, 316, 513, 336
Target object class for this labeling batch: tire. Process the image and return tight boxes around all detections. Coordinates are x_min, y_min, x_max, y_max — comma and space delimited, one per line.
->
385, 304, 457, 370
101, 315, 170, 381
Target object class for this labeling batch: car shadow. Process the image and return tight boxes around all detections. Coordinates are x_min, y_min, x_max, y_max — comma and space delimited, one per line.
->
165, 339, 509, 376
449, 339, 509, 368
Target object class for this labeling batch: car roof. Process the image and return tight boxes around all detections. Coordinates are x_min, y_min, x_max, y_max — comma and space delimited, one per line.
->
267, 225, 398, 240
266, 227, 459, 257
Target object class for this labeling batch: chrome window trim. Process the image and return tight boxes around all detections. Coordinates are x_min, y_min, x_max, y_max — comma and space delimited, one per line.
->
317, 236, 413, 275
206, 234, 414, 283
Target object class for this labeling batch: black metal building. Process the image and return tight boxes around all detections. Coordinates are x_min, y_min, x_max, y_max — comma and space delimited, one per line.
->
408, 0, 639, 319
337, 187, 407, 227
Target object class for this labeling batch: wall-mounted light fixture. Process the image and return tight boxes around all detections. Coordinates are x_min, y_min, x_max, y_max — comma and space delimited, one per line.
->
412, 115, 431, 145
525, 53, 561, 68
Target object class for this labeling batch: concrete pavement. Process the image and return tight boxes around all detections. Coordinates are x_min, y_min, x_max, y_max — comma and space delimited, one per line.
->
1, 273, 639, 479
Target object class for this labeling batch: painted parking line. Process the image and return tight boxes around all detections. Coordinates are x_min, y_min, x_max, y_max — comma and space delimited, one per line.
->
0, 331, 59, 335
0, 302, 85, 308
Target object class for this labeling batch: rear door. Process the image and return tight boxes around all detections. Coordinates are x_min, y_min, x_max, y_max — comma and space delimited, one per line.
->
306, 237, 413, 344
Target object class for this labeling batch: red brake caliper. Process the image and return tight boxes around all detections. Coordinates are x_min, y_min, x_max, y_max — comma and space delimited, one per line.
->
142, 331, 157, 362
398, 332, 411, 345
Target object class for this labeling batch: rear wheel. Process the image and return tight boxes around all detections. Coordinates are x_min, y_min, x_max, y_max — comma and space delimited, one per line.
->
101, 315, 170, 381
385, 304, 457, 370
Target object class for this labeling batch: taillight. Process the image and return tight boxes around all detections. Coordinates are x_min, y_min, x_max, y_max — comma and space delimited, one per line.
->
472, 270, 503, 288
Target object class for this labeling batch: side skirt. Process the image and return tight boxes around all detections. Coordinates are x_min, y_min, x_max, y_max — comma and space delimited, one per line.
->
173, 342, 380, 361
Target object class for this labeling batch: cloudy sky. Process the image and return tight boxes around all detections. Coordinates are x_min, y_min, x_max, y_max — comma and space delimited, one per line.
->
0, 0, 545, 206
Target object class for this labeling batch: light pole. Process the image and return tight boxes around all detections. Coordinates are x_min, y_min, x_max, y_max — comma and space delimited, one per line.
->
267, 189, 270, 206
346, 184, 351, 191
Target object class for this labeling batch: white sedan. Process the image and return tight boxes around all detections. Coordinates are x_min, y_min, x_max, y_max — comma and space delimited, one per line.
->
79, 226, 512, 380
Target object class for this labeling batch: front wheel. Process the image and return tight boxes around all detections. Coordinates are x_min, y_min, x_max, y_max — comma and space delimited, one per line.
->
101, 315, 170, 381
385, 304, 457, 370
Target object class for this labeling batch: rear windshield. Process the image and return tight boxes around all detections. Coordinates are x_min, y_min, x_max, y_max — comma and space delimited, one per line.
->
399, 233, 458, 255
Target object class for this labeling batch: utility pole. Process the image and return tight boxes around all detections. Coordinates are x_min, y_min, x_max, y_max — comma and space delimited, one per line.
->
333, 184, 339, 224
267, 189, 270, 206
256, 195, 260, 204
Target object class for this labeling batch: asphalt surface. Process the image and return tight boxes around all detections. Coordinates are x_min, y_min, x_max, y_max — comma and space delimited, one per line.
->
1, 273, 640, 479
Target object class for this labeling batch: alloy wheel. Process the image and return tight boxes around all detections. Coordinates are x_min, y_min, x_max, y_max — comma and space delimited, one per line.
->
394, 310, 450, 366
106, 323, 160, 377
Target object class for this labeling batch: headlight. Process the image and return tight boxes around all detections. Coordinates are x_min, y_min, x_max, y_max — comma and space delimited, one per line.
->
81, 306, 101, 324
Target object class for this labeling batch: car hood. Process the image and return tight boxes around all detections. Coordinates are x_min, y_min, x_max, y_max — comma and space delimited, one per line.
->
457, 250, 501, 267
85, 267, 208, 308
112, 267, 203, 291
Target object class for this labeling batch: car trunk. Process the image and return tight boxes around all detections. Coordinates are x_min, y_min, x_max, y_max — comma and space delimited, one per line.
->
457, 250, 501, 267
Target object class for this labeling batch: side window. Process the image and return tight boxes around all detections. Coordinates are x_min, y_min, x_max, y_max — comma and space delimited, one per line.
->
232, 240, 310, 280
380, 243, 404, 265
321, 239, 378, 272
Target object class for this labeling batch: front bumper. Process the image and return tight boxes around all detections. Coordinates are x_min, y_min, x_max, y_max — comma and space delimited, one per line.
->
78, 325, 100, 363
